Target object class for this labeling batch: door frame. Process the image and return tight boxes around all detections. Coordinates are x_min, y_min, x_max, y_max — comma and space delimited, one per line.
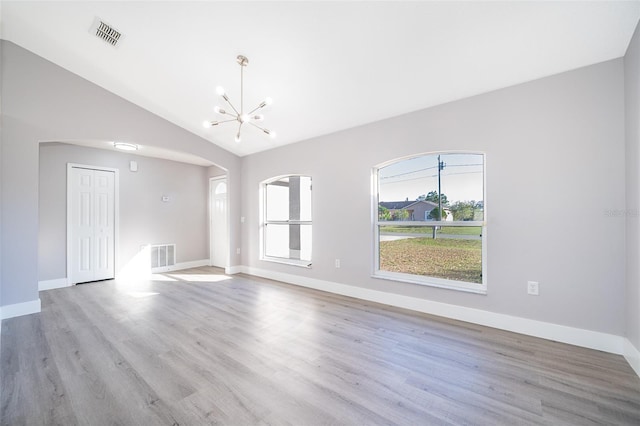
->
209, 176, 229, 270
66, 163, 120, 285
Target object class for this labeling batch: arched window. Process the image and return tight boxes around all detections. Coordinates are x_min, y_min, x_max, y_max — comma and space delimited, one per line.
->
262, 175, 312, 267
374, 152, 486, 292
214, 181, 227, 194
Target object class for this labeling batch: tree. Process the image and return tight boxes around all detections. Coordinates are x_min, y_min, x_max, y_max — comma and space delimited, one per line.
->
378, 205, 392, 221
424, 190, 449, 206
392, 209, 410, 221
428, 207, 448, 221
449, 200, 477, 221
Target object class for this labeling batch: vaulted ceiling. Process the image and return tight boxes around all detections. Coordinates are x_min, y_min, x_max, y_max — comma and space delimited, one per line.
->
2, 1, 639, 157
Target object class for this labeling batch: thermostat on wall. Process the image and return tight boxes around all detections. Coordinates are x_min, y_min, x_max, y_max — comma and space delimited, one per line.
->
162, 195, 170, 202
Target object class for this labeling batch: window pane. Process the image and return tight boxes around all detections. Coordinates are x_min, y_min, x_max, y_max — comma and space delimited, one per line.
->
264, 175, 312, 264
378, 225, 483, 284
299, 176, 312, 222
266, 176, 313, 222
265, 223, 312, 262
266, 181, 289, 221
378, 153, 484, 223
265, 223, 289, 259
300, 223, 312, 261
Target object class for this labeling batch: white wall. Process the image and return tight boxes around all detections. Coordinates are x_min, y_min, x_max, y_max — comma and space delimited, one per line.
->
39, 143, 212, 282
625, 21, 640, 365
0, 41, 240, 312
241, 58, 626, 336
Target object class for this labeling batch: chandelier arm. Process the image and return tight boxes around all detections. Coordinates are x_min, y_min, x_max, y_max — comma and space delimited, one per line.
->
248, 103, 266, 115
248, 121, 271, 135
235, 121, 244, 142
211, 118, 237, 126
222, 96, 240, 116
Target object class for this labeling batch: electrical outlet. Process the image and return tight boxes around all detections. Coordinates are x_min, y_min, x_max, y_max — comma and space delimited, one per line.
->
335, 259, 341, 268
527, 281, 539, 296
236, 248, 241, 255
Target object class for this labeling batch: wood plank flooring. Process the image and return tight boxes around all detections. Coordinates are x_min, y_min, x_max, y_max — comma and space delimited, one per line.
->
2, 267, 640, 425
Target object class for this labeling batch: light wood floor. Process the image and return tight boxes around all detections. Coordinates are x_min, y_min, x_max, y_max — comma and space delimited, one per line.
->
2, 267, 640, 425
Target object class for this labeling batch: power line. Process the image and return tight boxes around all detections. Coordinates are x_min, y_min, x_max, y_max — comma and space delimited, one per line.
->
380, 165, 439, 179
380, 163, 482, 180
380, 170, 482, 184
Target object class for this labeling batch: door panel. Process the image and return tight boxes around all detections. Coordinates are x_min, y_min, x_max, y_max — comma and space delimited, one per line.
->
70, 167, 115, 284
93, 170, 114, 281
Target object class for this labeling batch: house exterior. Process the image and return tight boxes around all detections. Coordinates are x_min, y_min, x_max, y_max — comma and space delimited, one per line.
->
379, 200, 453, 221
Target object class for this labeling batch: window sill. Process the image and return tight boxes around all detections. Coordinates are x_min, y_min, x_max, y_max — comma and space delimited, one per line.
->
372, 271, 487, 294
261, 256, 312, 268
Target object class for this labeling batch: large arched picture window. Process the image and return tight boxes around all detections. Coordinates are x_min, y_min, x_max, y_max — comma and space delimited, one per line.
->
374, 152, 486, 292
262, 175, 312, 267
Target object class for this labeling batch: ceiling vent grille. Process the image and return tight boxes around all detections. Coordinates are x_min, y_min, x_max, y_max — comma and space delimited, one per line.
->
90, 18, 122, 47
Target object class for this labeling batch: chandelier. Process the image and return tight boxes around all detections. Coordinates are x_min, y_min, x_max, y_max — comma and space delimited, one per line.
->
203, 55, 275, 143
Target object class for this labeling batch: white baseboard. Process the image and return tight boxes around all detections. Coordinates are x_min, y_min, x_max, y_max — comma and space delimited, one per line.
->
151, 259, 209, 273
39, 278, 70, 291
1, 298, 42, 320
624, 339, 640, 377
240, 266, 625, 356
225, 265, 243, 275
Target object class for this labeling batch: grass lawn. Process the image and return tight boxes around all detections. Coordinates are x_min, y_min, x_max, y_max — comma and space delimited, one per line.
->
381, 225, 482, 236
380, 237, 482, 283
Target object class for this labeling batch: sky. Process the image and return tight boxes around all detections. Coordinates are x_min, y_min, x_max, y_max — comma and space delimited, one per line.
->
378, 153, 484, 203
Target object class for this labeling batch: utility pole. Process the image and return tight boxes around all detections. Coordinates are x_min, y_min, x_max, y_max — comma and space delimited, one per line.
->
438, 154, 445, 221
433, 155, 446, 239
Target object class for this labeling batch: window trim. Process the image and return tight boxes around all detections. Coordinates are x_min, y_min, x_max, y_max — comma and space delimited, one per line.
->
372, 151, 487, 293
260, 175, 313, 268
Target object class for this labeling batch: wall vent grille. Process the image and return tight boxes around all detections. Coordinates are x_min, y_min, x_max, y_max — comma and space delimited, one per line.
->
90, 18, 122, 47
150, 244, 176, 270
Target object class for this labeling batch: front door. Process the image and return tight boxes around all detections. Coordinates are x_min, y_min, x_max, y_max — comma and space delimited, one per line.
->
210, 177, 228, 268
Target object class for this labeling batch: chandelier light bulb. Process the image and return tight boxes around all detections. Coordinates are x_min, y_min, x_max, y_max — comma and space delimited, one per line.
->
264, 97, 273, 106
269, 131, 277, 139
202, 120, 212, 128
240, 114, 250, 123
235, 133, 241, 143
253, 114, 264, 121
214, 106, 225, 115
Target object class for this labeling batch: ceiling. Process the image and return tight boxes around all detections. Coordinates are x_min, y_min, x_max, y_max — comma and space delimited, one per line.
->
2, 1, 640, 158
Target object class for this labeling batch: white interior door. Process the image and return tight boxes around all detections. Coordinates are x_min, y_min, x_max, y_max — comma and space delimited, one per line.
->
210, 177, 228, 268
70, 167, 115, 284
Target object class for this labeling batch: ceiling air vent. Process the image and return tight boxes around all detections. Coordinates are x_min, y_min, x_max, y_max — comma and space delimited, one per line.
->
89, 18, 123, 47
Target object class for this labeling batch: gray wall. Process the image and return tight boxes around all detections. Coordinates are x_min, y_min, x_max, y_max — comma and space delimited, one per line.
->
208, 165, 226, 178
626, 23, 640, 351
0, 37, 3, 308
0, 36, 634, 341
241, 58, 626, 335
1, 41, 240, 308
39, 143, 211, 281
